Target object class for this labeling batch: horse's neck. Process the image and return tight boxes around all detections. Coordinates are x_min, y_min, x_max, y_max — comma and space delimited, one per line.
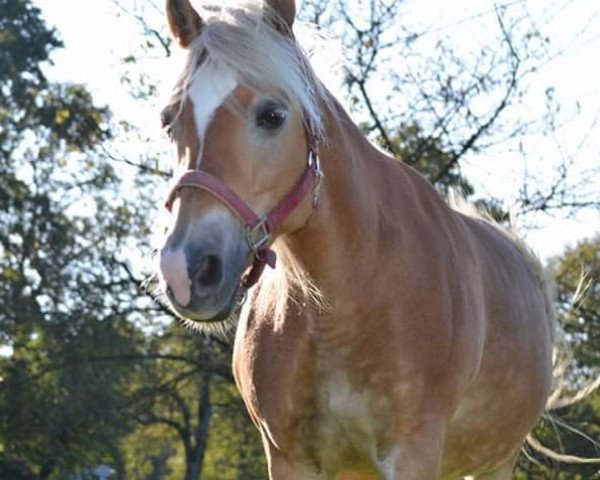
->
285, 98, 410, 301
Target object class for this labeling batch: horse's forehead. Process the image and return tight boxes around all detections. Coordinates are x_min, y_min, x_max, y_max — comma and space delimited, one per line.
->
187, 61, 238, 140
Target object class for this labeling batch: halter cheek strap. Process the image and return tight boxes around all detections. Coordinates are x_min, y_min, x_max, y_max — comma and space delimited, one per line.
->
164, 145, 322, 289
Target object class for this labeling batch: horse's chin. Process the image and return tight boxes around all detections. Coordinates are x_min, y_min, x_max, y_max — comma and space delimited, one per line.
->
166, 282, 243, 326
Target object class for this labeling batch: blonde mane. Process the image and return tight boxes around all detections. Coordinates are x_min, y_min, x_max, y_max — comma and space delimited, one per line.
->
248, 241, 328, 330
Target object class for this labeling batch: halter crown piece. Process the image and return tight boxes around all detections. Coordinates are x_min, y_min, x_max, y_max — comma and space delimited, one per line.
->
164, 122, 323, 289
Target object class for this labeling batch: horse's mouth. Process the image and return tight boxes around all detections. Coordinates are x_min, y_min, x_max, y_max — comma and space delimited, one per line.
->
165, 282, 243, 324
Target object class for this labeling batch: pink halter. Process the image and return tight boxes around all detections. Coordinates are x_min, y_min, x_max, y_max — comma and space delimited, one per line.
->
164, 129, 322, 289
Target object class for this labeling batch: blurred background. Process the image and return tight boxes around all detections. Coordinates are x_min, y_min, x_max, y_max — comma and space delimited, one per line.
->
0, 0, 599, 478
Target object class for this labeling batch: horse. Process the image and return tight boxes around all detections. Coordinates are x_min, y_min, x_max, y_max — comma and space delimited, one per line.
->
155, 1, 555, 478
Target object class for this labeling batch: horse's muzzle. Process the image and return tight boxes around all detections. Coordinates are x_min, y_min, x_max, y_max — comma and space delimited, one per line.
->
159, 212, 248, 322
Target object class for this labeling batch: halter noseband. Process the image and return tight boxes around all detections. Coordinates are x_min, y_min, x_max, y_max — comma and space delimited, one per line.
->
164, 126, 323, 289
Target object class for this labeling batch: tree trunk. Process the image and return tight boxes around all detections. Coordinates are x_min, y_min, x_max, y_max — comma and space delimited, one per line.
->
184, 374, 212, 480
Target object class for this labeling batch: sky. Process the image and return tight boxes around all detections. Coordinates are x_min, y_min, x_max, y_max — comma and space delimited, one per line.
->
33, 0, 600, 260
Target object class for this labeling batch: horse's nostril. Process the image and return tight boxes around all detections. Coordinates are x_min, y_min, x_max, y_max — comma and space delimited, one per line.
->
193, 255, 223, 292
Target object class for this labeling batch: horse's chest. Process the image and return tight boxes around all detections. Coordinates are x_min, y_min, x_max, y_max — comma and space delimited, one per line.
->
235, 308, 387, 471
311, 370, 381, 469
321, 371, 375, 433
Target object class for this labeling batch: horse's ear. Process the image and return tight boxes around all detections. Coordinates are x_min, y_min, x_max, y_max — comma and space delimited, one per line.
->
264, 0, 296, 33
166, 0, 203, 48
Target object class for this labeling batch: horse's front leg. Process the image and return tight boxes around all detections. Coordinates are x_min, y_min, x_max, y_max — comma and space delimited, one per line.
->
376, 416, 447, 480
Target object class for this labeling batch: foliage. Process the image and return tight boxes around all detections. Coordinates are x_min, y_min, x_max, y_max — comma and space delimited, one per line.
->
516, 237, 600, 478
0, 452, 38, 480
117, 328, 266, 480
0, 1, 140, 478
554, 236, 600, 376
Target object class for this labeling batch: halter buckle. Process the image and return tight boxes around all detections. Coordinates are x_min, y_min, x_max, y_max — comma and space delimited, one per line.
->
246, 219, 271, 254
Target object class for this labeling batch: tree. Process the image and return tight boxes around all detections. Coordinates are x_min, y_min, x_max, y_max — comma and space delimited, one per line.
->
110, 325, 266, 480
0, 1, 145, 477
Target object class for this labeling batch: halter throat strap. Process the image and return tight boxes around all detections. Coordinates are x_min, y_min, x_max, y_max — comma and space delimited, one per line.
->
164, 141, 322, 289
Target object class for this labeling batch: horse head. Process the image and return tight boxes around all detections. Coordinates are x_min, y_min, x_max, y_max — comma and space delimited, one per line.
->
158, 0, 323, 324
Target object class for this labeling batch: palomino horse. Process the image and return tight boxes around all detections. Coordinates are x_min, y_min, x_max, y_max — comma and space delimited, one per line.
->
157, 1, 554, 478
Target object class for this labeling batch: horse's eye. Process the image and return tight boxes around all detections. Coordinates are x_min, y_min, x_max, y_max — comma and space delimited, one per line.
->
256, 104, 287, 130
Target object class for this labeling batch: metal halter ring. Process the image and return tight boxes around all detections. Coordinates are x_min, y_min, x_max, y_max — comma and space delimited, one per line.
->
246, 219, 271, 254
